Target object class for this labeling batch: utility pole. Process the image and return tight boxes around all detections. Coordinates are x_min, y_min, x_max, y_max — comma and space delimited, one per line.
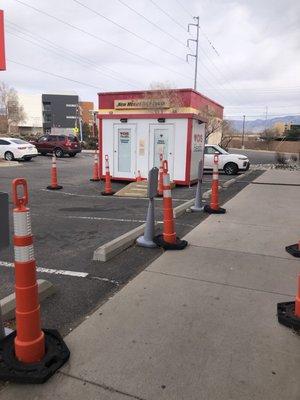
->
186, 16, 199, 91
264, 106, 268, 131
242, 115, 246, 149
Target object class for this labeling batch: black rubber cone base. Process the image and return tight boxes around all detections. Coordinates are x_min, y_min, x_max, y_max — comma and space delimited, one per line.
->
285, 243, 300, 258
46, 185, 63, 190
0, 329, 70, 384
204, 205, 226, 214
90, 178, 101, 182
277, 301, 300, 331
101, 191, 115, 196
153, 234, 188, 250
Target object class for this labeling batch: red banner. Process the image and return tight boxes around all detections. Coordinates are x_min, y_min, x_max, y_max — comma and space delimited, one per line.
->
0, 10, 6, 71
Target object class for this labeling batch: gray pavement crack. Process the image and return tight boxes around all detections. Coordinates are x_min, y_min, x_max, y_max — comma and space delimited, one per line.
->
145, 270, 294, 297
59, 371, 147, 400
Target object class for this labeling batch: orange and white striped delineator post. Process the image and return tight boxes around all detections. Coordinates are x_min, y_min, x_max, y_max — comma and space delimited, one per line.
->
101, 154, 115, 196
46, 153, 63, 190
136, 170, 142, 182
153, 161, 188, 250
204, 152, 226, 214
277, 275, 300, 331
0, 179, 70, 383
90, 149, 101, 182
157, 153, 163, 197
285, 239, 300, 258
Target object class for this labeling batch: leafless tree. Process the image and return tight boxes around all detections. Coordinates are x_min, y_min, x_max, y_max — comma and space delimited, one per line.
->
0, 82, 26, 134
220, 119, 236, 150
144, 82, 183, 113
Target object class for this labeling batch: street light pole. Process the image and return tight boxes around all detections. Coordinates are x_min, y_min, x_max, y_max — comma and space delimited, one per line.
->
242, 115, 246, 149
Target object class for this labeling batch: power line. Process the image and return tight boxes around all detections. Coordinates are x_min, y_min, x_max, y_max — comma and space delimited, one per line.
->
116, 0, 187, 47
72, 0, 185, 63
8, 59, 100, 89
148, 0, 187, 32
13, 0, 192, 81
6, 21, 141, 88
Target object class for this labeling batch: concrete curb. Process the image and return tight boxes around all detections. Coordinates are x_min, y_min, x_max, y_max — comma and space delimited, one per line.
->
93, 223, 159, 262
93, 170, 260, 262
0, 279, 55, 320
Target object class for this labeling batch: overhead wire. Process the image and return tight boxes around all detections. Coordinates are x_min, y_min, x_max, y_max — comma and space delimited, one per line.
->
6, 21, 141, 88
72, 0, 185, 63
116, 0, 187, 47
13, 0, 192, 81
8, 59, 100, 89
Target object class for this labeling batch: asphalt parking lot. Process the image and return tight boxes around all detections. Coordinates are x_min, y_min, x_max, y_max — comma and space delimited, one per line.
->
0, 153, 264, 335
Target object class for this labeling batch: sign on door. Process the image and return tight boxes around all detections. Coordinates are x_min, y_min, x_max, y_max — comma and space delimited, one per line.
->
154, 129, 168, 168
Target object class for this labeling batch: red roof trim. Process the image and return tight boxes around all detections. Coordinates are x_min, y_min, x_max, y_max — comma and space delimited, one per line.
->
97, 113, 207, 122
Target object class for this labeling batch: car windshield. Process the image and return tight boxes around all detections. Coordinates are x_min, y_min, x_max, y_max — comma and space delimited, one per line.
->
10, 139, 29, 145
215, 145, 228, 155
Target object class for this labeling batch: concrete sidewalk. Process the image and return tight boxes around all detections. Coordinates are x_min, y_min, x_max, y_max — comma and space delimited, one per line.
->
1, 170, 299, 400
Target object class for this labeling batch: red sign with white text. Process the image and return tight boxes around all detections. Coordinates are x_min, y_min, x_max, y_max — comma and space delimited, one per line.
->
0, 10, 6, 71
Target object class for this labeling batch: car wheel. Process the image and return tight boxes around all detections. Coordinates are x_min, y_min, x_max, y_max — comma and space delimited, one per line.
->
54, 148, 64, 158
224, 162, 238, 175
4, 151, 14, 161
69, 153, 76, 157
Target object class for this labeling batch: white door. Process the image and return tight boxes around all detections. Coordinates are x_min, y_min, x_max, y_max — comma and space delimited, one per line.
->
113, 124, 136, 178
149, 124, 174, 179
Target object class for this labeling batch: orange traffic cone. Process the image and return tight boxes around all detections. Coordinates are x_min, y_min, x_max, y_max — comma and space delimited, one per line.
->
204, 152, 226, 214
286, 239, 300, 258
47, 153, 63, 190
277, 275, 300, 330
0, 178, 69, 383
90, 149, 101, 182
157, 153, 163, 197
101, 154, 115, 196
154, 161, 187, 250
136, 170, 142, 182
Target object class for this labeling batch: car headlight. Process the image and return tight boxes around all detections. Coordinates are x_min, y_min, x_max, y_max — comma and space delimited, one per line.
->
238, 157, 248, 160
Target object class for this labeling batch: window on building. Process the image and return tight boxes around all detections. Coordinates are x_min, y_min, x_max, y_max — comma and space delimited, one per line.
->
43, 102, 51, 111
43, 112, 52, 123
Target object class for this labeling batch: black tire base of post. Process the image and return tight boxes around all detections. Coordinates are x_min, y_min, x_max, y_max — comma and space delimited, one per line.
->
90, 178, 101, 182
0, 329, 70, 384
204, 205, 226, 214
101, 191, 115, 196
153, 234, 188, 250
285, 244, 300, 258
46, 185, 63, 190
277, 301, 300, 331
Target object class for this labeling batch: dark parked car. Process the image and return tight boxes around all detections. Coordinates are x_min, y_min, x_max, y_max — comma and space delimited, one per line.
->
31, 135, 82, 158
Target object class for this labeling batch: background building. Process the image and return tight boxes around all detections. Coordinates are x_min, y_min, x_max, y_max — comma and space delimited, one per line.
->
18, 93, 43, 136
42, 94, 79, 135
79, 101, 94, 126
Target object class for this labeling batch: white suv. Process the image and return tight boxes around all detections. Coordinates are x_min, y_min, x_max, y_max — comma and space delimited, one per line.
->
0, 137, 38, 161
204, 144, 250, 175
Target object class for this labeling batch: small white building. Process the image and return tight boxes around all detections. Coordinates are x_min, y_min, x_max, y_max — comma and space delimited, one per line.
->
98, 89, 224, 186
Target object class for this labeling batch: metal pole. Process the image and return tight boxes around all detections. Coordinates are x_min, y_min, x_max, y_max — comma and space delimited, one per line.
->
242, 115, 245, 149
191, 158, 204, 212
193, 16, 199, 91
187, 16, 200, 91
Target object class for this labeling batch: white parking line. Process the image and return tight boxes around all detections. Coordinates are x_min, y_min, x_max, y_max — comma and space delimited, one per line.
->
0, 261, 88, 278
0, 261, 119, 285
40, 189, 186, 202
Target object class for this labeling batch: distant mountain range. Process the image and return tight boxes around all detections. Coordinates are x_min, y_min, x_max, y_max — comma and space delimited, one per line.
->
229, 115, 300, 133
